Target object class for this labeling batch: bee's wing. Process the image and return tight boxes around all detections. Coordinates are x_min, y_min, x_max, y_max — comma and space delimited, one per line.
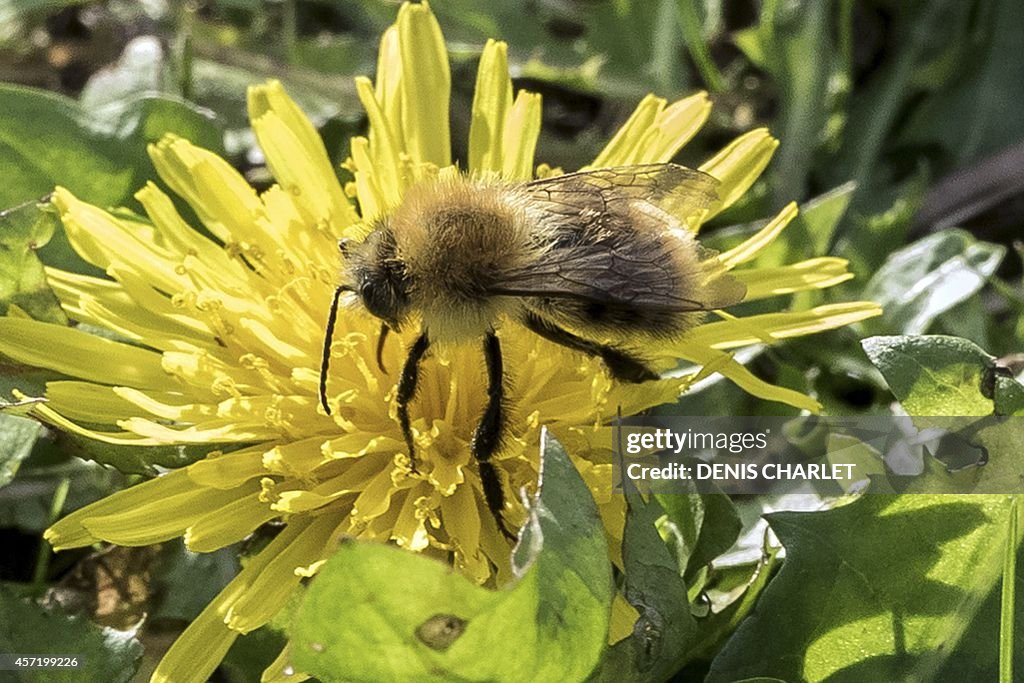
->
491, 164, 743, 315
522, 163, 718, 229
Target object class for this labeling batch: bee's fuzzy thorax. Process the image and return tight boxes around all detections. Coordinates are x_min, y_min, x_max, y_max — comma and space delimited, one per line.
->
387, 176, 538, 342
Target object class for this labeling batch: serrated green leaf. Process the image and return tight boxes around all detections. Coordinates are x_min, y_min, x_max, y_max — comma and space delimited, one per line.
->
890, 418, 1024, 495
0, 583, 142, 683
707, 495, 1023, 681
862, 230, 1005, 335
591, 491, 695, 681
290, 429, 613, 682
862, 335, 994, 416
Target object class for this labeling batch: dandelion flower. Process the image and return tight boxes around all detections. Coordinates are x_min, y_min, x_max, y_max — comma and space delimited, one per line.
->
0, 2, 880, 680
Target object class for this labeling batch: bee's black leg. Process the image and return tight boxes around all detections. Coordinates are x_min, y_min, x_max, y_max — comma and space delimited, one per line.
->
522, 312, 659, 383
319, 285, 346, 415
375, 322, 391, 374
397, 332, 431, 472
474, 331, 517, 541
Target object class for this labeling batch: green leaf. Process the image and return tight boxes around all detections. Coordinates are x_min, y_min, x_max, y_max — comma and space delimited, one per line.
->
290, 429, 613, 682
932, 532, 1024, 681
593, 491, 694, 680
220, 627, 288, 683
0, 414, 42, 488
0, 583, 142, 683
0, 83, 221, 211
862, 335, 995, 416
0, 199, 67, 324
862, 230, 1005, 335
151, 540, 237, 622
707, 494, 1023, 681
655, 491, 741, 580
685, 493, 743, 576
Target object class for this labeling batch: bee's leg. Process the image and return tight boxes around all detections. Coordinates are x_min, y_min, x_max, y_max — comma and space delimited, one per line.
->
522, 312, 659, 383
375, 322, 391, 374
397, 332, 431, 472
474, 330, 517, 541
319, 285, 346, 415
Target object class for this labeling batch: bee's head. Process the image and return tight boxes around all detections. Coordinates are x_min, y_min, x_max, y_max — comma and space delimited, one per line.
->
340, 226, 410, 328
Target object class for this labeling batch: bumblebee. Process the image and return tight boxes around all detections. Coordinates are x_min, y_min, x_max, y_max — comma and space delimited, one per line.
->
320, 163, 745, 537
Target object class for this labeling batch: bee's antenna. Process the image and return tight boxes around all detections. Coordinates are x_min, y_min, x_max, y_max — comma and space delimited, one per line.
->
320, 285, 350, 415
376, 323, 391, 374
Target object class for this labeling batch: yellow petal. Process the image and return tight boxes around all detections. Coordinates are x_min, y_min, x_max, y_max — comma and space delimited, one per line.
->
45, 469, 196, 550
502, 91, 543, 180
44, 381, 151, 424
700, 128, 778, 219
51, 188, 187, 296
355, 76, 404, 205
0, 317, 169, 389
441, 481, 481, 568
469, 39, 512, 174
684, 302, 884, 350
188, 445, 273, 489
148, 135, 263, 244
26, 398, 161, 446
374, 25, 403, 142
588, 94, 664, 168
261, 644, 308, 683
733, 258, 854, 300
82, 483, 258, 546
609, 592, 641, 644
45, 265, 214, 346
396, 1, 451, 167
247, 80, 358, 230
225, 512, 341, 633
637, 92, 712, 163
682, 345, 822, 413
185, 492, 279, 552
391, 486, 431, 551
134, 182, 247, 280
350, 136, 386, 221
719, 202, 798, 268
117, 416, 281, 444
151, 596, 239, 683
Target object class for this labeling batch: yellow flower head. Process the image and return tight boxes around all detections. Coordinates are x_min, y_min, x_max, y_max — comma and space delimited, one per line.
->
0, 2, 880, 681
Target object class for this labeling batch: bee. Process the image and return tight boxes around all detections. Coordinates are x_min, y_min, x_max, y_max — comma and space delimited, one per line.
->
319, 163, 745, 538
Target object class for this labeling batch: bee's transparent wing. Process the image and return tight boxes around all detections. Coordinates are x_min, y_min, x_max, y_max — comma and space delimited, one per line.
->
491, 164, 744, 314
522, 163, 718, 229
